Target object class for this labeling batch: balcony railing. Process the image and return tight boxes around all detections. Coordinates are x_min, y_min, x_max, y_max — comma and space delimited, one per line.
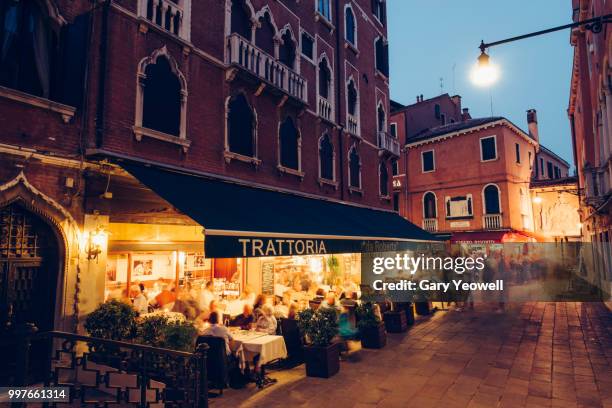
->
377, 131, 400, 157
347, 114, 359, 136
144, 0, 186, 38
318, 95, 333, 121
227, 34, 307, 103
423, 218, 438, 232
483, 214, 502, 230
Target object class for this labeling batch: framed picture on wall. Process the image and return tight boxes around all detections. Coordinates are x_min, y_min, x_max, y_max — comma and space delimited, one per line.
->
133, 259, 153, 276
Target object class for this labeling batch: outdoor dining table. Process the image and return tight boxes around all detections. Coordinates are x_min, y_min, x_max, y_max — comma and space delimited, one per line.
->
230, 330, 288, 369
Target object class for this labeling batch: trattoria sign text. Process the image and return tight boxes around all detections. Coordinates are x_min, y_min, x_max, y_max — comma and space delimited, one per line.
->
239, 238, 327, 257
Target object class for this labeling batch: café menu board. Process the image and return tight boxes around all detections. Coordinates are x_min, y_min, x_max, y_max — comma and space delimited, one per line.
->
261, 262, 274, 295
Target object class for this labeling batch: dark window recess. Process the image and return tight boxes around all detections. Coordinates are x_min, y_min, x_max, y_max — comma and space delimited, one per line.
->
434, 104, 441, 119
301, 32, 314, 59
318, 59, 331, 99
142, 57, 181, 136
422, 151, 434, 172
377, 105, 386, 131
0, 0, 60, 100
547, 161, 553, 179
484, 185, 500, 214
279, 116, 299, 170
319, 134, 334, 180
374, 38, 389, 76
540, 158, 544, 176
279, 31, 296, 69
345, 7, 356, 45
371, 0, 386, 24
347, 80, 358, 115
393, 193, 400, 212
423, 192, 436, 218
481, 137, 496, 161
379, 161, 388, 196
528, 151, 532, 169
227, 94, 255, 157
231, 0, 252, 40
515, 143, 521, 163
391, 159, 398, 176
61, 14, 90, 108
390, 123, 397, 138
349, 148, 361, 188
317, 0, 331, 20
256, 12, 275, 55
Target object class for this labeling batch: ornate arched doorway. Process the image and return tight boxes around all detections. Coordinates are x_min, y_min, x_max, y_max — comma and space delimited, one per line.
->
0, 202, 60, 331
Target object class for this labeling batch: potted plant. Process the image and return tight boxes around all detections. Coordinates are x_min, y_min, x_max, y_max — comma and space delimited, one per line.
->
355, 302, 386, 349
84, 299, 138, 361
137, 315, 169, 347
137, 315, 197, 351
161, 320, 197, 352
85, 299, 138, 341
297, 307, 340, 378
383, 303, 408, 333
394, 302, 415, 326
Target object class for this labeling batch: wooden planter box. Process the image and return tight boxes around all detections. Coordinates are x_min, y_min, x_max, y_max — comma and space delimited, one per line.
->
360, 323, 387, 349
383, 311, 408, 333
303, 342, 340, 378
394, 302, 415, 326
415, 301, 430, 316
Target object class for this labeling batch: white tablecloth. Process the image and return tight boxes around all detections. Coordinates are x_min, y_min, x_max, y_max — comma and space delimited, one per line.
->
231, 331, 287, 367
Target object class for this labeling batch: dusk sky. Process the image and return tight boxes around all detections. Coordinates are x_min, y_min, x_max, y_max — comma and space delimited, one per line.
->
388, 1, 575, 168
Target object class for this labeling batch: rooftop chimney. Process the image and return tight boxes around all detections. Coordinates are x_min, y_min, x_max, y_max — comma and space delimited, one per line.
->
451, 95, 462, 109
461, 108, 471, 122
527, 109, 539, 143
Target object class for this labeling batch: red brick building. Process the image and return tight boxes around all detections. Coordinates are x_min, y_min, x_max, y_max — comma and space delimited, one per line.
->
0, 0, 424, 336
567, 0, 611, 291
391, 94, 557, 243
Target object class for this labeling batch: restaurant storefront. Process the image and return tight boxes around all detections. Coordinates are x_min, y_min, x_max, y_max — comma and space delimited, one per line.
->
95, 161, 436, 318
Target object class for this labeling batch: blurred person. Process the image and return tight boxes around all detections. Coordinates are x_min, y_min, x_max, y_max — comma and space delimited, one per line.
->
198, 281, 216, 312
255, 305, 277, 335
253, 294, 265, 321
273, 296, 289, 318
287, 303, 299, 320
154, 284, 176, 309
201, 311, 233, 355
320, 292, 340, 312
132, 285, 149, 315
240, 285, 256, 305
230, 304, 254, 330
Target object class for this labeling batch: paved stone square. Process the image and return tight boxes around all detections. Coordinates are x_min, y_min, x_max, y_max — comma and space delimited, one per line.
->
213, 302, 612, 408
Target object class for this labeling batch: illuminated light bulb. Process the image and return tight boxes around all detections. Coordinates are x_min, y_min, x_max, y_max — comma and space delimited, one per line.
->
471, 50, 499, 87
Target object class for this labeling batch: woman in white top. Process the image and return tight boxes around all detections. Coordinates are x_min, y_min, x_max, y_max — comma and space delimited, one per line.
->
132, 285, 148, 315
255, 305, 278, 335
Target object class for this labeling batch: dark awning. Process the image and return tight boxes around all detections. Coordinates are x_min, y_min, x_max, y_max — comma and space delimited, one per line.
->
120, 162, 438, 257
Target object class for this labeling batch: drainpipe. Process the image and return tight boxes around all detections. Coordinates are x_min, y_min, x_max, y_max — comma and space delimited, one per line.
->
95, 0, 111, 148
334, 1, 345, 201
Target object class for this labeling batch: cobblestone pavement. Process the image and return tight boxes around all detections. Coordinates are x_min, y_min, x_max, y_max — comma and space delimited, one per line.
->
212, 303, 612, 408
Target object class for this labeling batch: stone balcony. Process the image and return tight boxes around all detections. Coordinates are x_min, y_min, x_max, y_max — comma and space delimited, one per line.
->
422, 218, 438, 232
226, 34, 307, 105
482, 214, 502, 230
377, 131, 400, 157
